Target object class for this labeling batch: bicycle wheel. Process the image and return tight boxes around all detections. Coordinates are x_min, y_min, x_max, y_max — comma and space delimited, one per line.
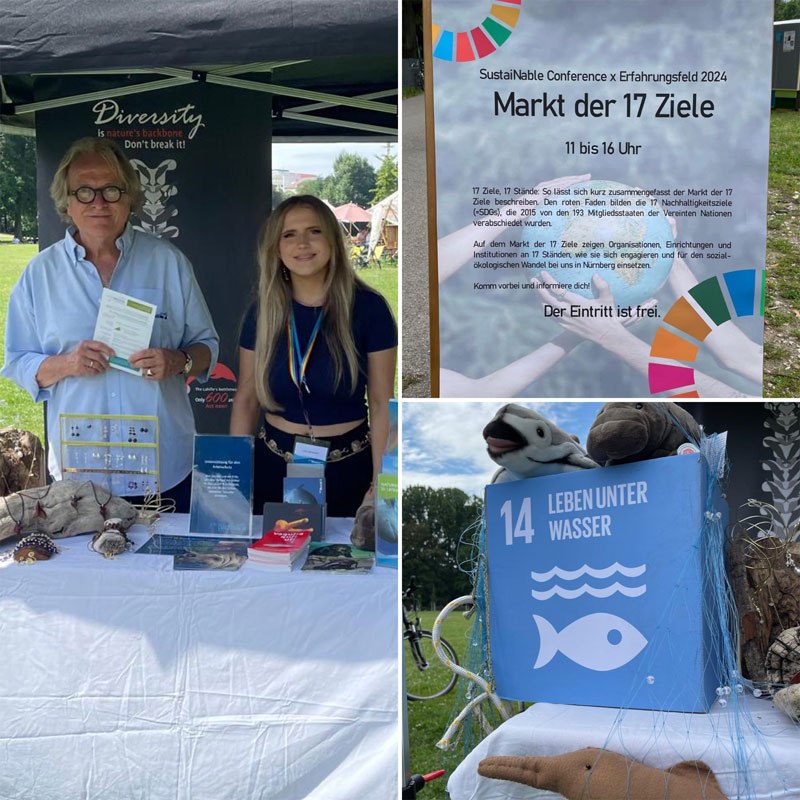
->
405, 630, 459, 701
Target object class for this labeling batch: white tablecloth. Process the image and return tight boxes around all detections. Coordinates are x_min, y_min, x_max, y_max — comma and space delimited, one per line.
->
447, 696, 800, 800
0, 516, 397, 800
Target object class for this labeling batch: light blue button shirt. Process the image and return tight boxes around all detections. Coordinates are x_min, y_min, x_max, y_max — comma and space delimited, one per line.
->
2, 224, 219, 493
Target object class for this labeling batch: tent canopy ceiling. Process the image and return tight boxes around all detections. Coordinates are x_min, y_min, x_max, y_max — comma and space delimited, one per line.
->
0, 0, 396, 72
0, 0, 397, 140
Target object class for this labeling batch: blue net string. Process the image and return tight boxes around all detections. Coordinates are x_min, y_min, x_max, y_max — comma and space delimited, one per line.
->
443, 404, 790, 798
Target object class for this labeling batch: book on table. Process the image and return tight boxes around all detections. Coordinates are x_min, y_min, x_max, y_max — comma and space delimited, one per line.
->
246, 527, 311, 570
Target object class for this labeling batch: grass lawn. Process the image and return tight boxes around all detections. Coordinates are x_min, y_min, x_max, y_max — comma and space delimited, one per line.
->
406, 608, 493, 799
0, 239, 397, 441
764, 109, 800, 397
359, 262, 399, 396
0, 239, 44, 440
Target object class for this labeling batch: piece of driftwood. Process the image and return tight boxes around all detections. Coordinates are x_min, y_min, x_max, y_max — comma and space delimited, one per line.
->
765, 627, 800, 686
0, 480, 137, 544
0, 428, 45, 496
728, 501, 800, 686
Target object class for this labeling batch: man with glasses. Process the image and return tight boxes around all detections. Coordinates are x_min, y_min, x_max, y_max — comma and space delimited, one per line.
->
2, 137, 218, 511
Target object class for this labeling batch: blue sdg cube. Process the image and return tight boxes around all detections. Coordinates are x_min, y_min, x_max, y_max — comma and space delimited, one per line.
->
485, 455, 726, 712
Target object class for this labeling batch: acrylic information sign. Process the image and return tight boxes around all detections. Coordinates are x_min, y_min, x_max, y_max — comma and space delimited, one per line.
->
189, 435, 253, 538
427, 0, 771, 398
484, 456, 726, 712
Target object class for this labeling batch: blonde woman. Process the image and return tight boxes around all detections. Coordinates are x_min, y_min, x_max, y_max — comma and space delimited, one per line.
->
230, 195, 396, 517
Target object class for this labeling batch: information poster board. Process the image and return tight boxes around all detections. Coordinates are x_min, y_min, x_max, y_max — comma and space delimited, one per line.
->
427, 0, 771, 397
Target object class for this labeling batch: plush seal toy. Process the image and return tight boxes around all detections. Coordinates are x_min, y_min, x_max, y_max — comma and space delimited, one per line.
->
484, 404, 598, 484
478, 747, 728, 799
586, 402, 701, 466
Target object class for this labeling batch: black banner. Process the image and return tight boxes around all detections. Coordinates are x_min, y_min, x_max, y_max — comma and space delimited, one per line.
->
35, 80, 272, 433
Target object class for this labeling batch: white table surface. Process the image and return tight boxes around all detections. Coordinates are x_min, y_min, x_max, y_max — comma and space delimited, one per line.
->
0, 515, 397, 800
447, 695, 800, 800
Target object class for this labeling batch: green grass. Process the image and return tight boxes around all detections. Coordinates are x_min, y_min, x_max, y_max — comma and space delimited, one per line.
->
359, 263, 399, 396
0, 241, 45, 440
765, 109, 800, 397
360, 263, 398, 317
406, 608, 485, 799
768, 109, 800, 193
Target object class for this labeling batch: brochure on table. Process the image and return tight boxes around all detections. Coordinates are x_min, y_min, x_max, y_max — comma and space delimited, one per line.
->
428, 0, 771, 397
189, 435, 254, 538
93, 288, 156, 376
262, 501, 324, 543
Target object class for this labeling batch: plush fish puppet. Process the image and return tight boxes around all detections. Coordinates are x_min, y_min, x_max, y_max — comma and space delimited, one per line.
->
586, 401, 701, 466
478, 747, 728, 800
484, 404, 598, 484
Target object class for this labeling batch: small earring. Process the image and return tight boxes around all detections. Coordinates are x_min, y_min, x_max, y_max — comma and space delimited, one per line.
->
281, 265, 291, 282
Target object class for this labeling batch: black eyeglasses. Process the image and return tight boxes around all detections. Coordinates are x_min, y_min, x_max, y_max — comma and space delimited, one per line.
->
69, 186, 126, 204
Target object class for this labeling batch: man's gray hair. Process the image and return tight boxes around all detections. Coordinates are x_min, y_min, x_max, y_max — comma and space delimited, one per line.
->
50, 137, 144, 223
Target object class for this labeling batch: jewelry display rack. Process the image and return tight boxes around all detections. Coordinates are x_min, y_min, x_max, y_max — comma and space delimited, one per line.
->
59, 413, 160, 497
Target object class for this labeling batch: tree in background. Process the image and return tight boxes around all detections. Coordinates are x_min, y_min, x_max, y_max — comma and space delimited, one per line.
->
371, 145, 398, 204
0, 133, 37, 239
776, 0, 800, 19
271, 186, 290, 209
296, 177, 325, 198
322, 152, 376, 208
402, 486, 483, 610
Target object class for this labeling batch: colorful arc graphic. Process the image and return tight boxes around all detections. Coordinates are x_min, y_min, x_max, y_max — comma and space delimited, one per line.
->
647, 268, 764, 397
433, 1, 522, 62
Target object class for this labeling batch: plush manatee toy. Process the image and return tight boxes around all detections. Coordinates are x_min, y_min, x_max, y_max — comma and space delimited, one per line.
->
484, 404, 598, 484
586, 402, 701, 467
478, 747, 728, 800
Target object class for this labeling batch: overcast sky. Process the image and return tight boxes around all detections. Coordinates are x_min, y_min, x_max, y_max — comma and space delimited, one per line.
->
272, 142, 395, 178
402, 401, 605, 498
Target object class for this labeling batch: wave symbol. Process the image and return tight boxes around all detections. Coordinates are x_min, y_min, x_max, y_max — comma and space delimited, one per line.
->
532, 582, 646, 601
531, 562, 646, 582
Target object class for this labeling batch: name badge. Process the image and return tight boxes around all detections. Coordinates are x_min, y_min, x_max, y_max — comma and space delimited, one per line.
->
293, 436, 330, 464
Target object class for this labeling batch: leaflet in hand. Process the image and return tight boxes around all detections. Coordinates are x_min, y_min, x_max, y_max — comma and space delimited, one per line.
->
93, 288, 156, 375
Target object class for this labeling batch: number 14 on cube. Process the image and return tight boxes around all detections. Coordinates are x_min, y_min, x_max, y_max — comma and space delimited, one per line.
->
499, 497, 535, 546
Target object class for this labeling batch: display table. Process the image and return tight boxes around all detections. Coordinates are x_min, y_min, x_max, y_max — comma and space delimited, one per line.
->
0, 515, 397, 800
447, 696, 800, 799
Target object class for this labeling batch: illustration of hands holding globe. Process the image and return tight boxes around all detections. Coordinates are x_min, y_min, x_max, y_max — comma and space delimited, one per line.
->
439, 176, 762, 398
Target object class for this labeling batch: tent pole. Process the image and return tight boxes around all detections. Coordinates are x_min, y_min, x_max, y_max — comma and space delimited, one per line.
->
11, 77, 192, 115
290, 89, 397, 114
156, 67, 395, 112
281, 112, 396, 135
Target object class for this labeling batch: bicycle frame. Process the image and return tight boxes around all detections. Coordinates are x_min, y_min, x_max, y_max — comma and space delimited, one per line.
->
403, 589, 431, 670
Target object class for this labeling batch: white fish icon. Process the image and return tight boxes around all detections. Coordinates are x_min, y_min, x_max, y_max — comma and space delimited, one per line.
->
532, 612, 648, 672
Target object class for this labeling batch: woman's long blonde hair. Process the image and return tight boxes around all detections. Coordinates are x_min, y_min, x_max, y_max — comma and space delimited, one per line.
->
253, 195, 368, 411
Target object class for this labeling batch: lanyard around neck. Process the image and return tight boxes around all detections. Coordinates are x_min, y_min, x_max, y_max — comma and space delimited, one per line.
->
286, 305, 323, 394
